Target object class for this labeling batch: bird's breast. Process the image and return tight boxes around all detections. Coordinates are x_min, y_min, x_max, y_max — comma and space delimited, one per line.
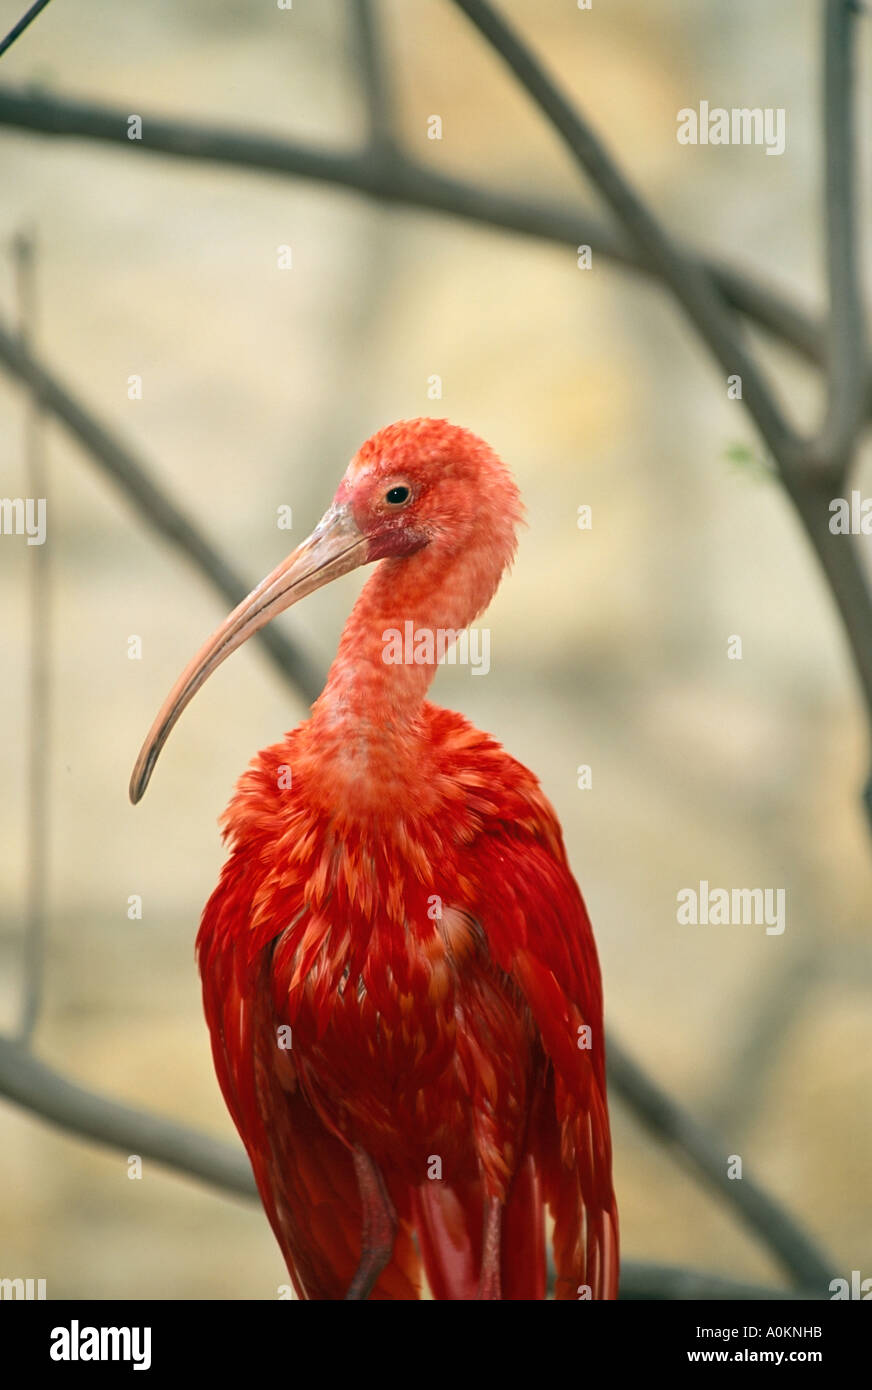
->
198, 715, 548, 1177
199, 787, 540, 1189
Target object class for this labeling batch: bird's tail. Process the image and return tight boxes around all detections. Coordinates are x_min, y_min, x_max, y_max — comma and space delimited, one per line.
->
411, 1155, 546, 1300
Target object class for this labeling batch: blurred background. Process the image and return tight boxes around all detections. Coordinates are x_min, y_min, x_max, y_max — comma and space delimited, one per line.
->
0, 0, 870, 1298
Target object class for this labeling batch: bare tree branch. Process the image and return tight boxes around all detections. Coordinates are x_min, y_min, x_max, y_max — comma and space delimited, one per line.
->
617, 1262, 826, 1301
13, 230, 50, 1044
1, 1028, 823, 1295
5, 74, 869, 766
607, 1037, 836, 1290
709, 949, 820, 1135
0, 1036, 257, 1198
813, 0, 867, 471
0, 1038, 827, 1299
786, 475, 872, 818
351, 0, 394, 153
449, 0, 801, 471
0, 317, 324, 705
0, 1024, 836, 1292
0, 86, 852, 388
0, 0, 54, 61
445, 0, 872, 818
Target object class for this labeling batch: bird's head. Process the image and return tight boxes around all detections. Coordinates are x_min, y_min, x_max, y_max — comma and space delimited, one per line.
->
129, 418, 522, 802
335, 417, 522, 563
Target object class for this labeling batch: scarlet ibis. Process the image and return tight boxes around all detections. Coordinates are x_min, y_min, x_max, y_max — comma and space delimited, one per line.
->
130, 418, 618, 1300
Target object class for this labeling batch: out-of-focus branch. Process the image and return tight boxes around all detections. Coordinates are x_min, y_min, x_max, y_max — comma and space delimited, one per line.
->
0, 1036, 257, 1198
447, 0, 872, 819
0, 86, 855, 390
709, 950, 819, 1135
0, 318, 324, 705
788, 476, 872, 822
351, 0, 394, 153
0, 0, 54, 60
14, 230, 50, 1044
0, 1018, 837, 1290
607, 1036, 836, 1290
617, 1262, 826, 1302
0, 1035, 823, 1298
812, 0, 867, 471
450, 0, 800, 470
5, 69, 869, 782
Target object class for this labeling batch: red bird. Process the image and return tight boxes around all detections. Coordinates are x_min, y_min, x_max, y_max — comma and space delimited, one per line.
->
130, 418, 618, 1300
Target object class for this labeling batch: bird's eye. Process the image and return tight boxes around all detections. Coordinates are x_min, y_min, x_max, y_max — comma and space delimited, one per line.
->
385, 485, 411, 506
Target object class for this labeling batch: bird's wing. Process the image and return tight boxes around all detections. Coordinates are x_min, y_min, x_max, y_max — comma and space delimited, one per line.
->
465, 804, 619, 1300
197, 846, 420, 1301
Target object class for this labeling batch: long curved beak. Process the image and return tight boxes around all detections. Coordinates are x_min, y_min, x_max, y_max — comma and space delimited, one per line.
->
129, 505, 367, 804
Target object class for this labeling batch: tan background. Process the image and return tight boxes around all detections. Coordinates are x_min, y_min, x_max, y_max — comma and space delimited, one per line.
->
1, 0, 870, 1297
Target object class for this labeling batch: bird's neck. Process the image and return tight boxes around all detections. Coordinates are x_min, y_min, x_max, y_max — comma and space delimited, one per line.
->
305, 545, 494, 812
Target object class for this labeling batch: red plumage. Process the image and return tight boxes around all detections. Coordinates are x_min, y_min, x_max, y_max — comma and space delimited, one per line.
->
132, 418, 618, 1299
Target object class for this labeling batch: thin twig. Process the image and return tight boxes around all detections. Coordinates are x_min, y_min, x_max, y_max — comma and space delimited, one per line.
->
0, 318, 324, 705
13, 230, 49, 1043
0, 0, 53, 60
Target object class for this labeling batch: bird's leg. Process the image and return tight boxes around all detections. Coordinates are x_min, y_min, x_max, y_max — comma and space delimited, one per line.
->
344, 1145, 397, 1301
477, 1196, 503, 1300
